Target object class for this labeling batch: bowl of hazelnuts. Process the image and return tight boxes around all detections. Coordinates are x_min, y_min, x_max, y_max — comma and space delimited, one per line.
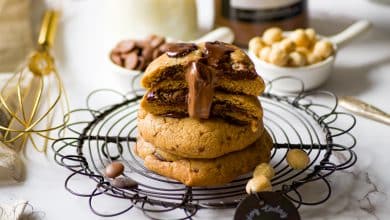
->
248, 20, 371, 92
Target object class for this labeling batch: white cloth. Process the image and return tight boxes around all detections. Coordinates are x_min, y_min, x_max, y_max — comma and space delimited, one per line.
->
0, 200, 28, 220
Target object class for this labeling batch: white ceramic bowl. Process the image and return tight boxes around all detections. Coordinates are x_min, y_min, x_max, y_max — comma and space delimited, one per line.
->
250, 20, 371, 93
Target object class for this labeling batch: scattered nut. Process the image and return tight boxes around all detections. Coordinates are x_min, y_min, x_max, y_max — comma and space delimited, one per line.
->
286, 149, 310, 170
268, 47, 288, 66
288, 51, 307, 67
313, 40, 334, 59
263, 27, 283, 45
111, 177, 138, 189
290, 29, 310, 48
105, 161, 125, 178
253, 163, 275, 179
245, 175, 272, 194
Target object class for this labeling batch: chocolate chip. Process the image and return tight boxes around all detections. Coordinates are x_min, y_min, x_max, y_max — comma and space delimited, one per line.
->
124, 52, 138, 69
152, 48, 164, 59
142, 45, 154, 62
116, 40, 136, 53
110, 35, 169, 71
136, 57, 146, 71
149, 36, 165, 48
110, 51, 122, 65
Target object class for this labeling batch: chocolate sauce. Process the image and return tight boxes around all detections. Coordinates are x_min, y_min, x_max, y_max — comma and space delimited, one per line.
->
185, 62, 215, 119
161, 43, 197, 58
204, 41, 234, 67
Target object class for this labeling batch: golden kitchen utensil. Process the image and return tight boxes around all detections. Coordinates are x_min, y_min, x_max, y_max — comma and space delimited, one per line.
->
339, 96, 390, 126
0, 10, 69, 153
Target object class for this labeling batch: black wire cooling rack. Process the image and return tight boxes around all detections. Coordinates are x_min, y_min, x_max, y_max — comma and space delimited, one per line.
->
52, 75, 357, 219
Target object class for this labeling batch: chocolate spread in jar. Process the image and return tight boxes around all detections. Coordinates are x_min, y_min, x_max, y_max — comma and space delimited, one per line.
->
215, 0, 308, 47
185, 62, 216, 119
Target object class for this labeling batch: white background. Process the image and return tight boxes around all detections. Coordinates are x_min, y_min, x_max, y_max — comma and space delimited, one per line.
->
1, 0, 390, 219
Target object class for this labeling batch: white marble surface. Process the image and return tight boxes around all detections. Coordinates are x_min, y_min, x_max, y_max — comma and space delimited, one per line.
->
1, 0, 390, 219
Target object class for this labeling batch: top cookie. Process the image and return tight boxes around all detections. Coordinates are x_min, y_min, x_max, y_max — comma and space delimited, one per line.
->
140, 41, 265, 96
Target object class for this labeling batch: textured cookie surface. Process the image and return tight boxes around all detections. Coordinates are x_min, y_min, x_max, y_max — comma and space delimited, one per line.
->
135, 131, 273, 186
141, 42, 265, 96
137, 107, 264, 159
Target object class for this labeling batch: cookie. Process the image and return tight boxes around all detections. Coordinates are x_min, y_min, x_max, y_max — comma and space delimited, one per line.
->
135, 131, 273, 186
137, 107, 263, 159
141, 90, 263, 125
141, 42, 265, 96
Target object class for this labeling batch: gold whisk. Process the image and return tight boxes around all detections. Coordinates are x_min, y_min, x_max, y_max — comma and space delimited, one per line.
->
0, 10, 69, 153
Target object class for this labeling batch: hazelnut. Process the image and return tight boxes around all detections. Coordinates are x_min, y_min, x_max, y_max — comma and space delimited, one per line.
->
305, 28, 317, 45
286, 149, 310, 170
246, 175, 272, 194
263, 27, 283, 45
288, 51, 307, 67
306, 52, 322, 65
249, 37, 265, 55
253, 163, 275, 179
295, 47, 311, 56
268, 47, 288, 66
275, 38, 296, 53
289, 29, 310, 48
258, 47, 272, 62
313, 40, 334, 59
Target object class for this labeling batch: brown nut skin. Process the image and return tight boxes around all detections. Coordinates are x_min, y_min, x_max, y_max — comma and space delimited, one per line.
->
286, 149, 310, 170
105, 162, 125, 178
263, 27, 283, 45
246, 175, 272, 194
253, 163, 275, 179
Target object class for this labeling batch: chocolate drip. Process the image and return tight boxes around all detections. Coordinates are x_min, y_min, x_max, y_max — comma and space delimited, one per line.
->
204, 41, 234, 67
185, 62, 216, 119
161, 43, 197, 58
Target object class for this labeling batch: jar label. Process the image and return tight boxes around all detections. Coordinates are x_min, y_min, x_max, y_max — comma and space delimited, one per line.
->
222, 0, 306, 22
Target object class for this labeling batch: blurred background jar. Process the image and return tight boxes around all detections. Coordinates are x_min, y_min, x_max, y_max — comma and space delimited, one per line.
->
215, 0, 308, 47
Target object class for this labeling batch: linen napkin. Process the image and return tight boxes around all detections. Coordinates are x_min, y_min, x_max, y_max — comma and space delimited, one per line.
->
0, 142, 24, 183
0, 0, 33, 72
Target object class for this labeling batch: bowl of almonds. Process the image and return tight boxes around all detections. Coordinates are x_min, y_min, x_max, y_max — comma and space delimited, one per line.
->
248, 20, 371, 92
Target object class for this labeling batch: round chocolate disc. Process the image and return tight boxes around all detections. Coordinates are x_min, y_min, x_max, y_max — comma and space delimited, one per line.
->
234, 192, 300, 220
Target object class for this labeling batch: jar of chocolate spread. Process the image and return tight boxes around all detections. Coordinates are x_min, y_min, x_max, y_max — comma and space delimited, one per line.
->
215, 0, 308, 47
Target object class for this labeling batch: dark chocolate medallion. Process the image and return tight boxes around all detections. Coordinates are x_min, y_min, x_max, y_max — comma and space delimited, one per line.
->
161, 43, 197, 58
234, 192, 300, 220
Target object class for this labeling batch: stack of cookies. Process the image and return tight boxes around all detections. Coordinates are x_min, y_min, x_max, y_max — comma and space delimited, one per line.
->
136, 41, 273, 186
